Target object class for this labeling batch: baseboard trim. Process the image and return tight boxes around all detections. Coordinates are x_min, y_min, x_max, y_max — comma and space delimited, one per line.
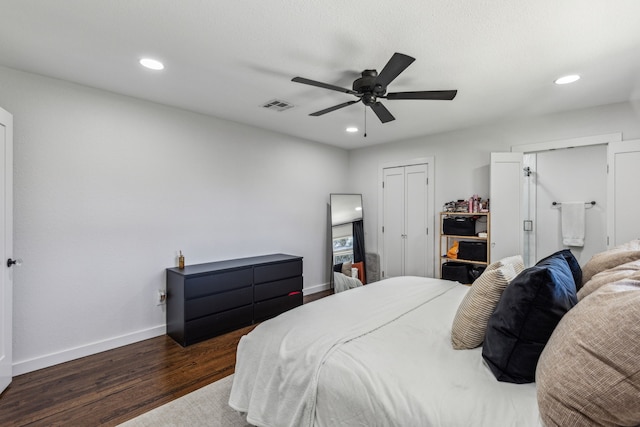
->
13, 284, 331, 376
303, 282, 331, 295
12, 325, 166, 376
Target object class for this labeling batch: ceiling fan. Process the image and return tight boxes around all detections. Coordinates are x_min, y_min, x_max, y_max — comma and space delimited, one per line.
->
292, 52, 457, 123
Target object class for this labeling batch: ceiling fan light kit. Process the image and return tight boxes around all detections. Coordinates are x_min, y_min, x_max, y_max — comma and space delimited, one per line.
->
292, 52, 457, 124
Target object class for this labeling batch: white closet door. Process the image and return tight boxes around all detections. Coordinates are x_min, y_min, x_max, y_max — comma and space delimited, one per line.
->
405, 164, 428, 276
490, 152, 523, 263
382, 164, 430, 278
608, 139, 640, 247
382, 167, 405, 278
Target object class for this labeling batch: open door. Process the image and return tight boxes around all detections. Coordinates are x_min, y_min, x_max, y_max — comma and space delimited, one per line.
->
608, 139, 640, 247
490, 152, 524, 263
0, 107, 13, 394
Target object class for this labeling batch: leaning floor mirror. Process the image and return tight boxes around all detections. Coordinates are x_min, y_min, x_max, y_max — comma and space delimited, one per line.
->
330, 193, 366, 293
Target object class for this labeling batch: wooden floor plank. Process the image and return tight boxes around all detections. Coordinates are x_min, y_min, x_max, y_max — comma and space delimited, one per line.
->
0, 290, 332, 426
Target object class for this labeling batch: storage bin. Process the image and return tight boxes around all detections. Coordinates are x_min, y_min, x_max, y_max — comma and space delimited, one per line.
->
442, 262, 472, 284
458, 241, 487, 262
442, 216, 476, 236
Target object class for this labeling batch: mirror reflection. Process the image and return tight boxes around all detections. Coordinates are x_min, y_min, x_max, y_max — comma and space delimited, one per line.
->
330, 194, 366, 293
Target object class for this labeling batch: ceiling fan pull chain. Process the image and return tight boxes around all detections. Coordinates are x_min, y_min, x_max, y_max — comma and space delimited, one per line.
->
364, 106, 367, 138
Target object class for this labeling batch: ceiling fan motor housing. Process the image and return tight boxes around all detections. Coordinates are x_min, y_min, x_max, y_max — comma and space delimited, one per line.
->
353, 69, 386, 101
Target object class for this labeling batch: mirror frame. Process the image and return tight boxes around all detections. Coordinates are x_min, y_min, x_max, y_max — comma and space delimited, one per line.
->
329, 193, 365, 289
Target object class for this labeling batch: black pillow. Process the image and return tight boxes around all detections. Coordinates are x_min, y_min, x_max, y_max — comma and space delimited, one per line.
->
482, 252, 578, 383
536, 249, 583, 290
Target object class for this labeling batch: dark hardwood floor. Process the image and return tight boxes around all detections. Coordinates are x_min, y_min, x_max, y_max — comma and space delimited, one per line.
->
0, 289, 333, 426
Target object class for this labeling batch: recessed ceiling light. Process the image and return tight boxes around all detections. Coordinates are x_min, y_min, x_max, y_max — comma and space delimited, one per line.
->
346, 127, 358, 133
139, 58, 164, 71
554, 74, 580, 85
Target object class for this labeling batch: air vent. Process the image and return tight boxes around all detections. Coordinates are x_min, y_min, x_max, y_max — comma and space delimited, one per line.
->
261, 99, 294, 112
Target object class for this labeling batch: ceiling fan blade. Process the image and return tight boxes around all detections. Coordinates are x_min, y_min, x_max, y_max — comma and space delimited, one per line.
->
370, 102, 395, 123
386, 90, 458, 100
309, 100, 359, 116
374, 53, 415, 88
292, 77, 358, 95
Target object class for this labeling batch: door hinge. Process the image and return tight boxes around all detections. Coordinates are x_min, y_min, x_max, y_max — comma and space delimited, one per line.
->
426, 227, 429, 235
382, 181, 385, 188
382, 226, 384, 233
426, 178, 429, 185
606, 164, 609, 173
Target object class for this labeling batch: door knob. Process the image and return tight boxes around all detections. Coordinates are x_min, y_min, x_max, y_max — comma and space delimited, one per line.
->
7, 258, 22, 268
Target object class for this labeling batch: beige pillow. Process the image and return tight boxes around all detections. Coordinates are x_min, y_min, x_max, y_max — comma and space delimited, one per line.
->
451, 262, 519, 349
341, 261, 352, 277
578, 259, 640, 300
581, 240, 640, 285
536, 280, 640, 427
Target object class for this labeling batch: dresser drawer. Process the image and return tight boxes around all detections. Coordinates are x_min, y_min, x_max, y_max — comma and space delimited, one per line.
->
184, 304, 253, 345
254, 292, 303, 322
185, 286, 253, 321
254, 276, 302, 302
254, 260, 302, 284
184, 268, 252, 299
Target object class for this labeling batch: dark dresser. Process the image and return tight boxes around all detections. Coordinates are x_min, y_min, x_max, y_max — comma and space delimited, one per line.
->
166, 253, 303, 346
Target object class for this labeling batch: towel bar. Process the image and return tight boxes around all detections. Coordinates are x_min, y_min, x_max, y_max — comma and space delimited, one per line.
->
552, 201, 596, 207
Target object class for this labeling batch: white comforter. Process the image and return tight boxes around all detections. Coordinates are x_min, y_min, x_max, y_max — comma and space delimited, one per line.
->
229, 276, 541, 427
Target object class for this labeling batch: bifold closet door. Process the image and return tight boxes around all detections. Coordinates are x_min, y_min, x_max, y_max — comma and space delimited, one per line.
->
382, 167, 404, 278
382, 164, 428, 278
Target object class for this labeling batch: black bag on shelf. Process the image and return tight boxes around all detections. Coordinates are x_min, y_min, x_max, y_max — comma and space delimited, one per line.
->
469, 265, 486, 282
458, 241, 487, 262
442, 216, 476, 236
441, 262, 472, 284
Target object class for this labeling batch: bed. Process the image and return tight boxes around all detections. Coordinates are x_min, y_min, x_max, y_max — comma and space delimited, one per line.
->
229, 243, 640, 427
228, 276, 540, 426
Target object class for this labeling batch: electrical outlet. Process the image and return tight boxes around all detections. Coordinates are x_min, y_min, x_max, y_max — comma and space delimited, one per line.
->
157, 289, 167, 306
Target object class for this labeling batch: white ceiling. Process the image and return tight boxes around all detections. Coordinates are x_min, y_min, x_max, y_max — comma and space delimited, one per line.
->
1, 1, 640, 150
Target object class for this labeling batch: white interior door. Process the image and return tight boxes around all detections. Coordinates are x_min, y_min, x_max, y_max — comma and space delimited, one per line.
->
382, 167, 404, 278
608, 139, 640, 247
490, 152, 523, 263
0, 107, 13, 394
405, 164, 429, 276
533, 145, 607, 265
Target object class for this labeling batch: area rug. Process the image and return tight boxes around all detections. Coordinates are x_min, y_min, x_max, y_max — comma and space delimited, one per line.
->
118, 374, 251, 427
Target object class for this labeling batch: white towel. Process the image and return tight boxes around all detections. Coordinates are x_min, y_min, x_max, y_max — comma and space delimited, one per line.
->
561, 202, 585, 247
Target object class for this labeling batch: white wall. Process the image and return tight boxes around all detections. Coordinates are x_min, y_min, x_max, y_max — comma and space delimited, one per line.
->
348, 102, 640, 270
0, 66, 349, 374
